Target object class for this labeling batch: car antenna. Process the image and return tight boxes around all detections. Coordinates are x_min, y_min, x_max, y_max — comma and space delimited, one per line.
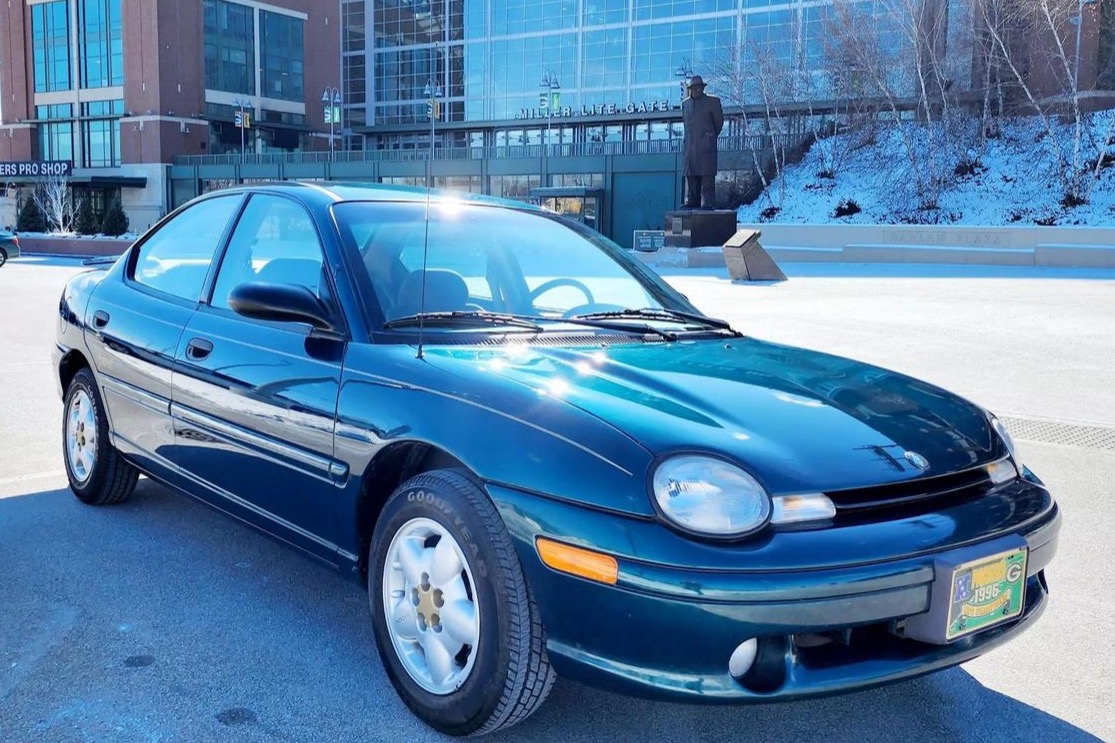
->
417, 144, 433, 360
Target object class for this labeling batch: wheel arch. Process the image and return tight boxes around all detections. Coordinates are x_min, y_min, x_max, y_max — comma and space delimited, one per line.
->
355, 440, 475, 580
59, 348, 92, 393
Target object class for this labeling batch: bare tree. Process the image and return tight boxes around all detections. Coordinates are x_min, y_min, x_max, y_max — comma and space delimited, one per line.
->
826, 0, 983, 214
711, 32, 817, 211
31, 172, 78, 233
975, 0, 1112, 203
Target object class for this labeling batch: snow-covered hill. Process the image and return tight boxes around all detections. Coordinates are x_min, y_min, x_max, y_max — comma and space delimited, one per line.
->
736, 111, 1115, 227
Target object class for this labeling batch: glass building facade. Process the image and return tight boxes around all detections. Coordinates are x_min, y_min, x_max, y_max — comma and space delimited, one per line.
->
260, 10, 305, 101
343, 0, 855, 149
31, 1, 71, 93
202, 0, 308, 153
204, 0, 257, 95
31, 0, 125, 168
80, 0, 124, 88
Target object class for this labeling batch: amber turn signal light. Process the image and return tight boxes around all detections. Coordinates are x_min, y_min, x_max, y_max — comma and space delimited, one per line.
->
536, 538, 619, 585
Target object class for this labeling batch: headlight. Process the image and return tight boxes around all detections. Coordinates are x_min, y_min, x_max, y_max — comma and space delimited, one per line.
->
990, 414, 1021, 465
651, 455, 772, 538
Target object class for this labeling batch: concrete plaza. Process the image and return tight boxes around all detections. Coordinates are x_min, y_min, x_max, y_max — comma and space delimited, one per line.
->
1, 257, 1111, 742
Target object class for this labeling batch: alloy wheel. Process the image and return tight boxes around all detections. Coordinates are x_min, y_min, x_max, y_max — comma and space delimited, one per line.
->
66, 389, 97, 483
382, 517, 481, 695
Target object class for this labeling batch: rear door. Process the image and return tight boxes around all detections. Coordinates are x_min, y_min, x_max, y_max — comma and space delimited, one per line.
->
85, 194, 244, 474
169, 193, 348, 561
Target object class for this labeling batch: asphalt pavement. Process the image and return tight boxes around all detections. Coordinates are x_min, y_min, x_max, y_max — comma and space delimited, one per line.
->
1, 256, 1112, 742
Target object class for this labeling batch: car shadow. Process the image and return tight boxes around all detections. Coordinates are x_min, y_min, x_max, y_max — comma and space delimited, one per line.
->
0, 482, 1101, 743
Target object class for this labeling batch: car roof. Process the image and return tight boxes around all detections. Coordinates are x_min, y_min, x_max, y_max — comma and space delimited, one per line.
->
206, 180, 546, 214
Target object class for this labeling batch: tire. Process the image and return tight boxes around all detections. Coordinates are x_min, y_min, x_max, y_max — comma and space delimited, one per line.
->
369, 469, 555, 736
63, 367, 138, 505
0, 248, 7, 268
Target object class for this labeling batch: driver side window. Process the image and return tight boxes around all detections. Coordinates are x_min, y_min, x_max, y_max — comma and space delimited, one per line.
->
210, 194, 328, 310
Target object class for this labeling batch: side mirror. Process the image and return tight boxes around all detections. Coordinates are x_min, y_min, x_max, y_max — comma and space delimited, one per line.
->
228, 282, 340, 334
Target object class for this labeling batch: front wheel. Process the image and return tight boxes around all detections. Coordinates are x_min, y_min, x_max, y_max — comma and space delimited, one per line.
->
63, 367, 138, 504
369, 469, 555, 736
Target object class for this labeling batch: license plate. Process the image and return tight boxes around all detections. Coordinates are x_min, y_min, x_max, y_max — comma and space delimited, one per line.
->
946, 548, 1027, 640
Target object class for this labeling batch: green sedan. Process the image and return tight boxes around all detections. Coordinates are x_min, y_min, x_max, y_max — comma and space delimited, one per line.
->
0, 229, 19, 267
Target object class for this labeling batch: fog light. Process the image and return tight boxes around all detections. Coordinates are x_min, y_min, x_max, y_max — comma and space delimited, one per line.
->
728, 638, 758, 678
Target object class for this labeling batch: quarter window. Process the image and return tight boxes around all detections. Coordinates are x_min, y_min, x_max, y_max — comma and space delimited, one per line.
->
210, 194, 326, 310
132, 196, 242, 300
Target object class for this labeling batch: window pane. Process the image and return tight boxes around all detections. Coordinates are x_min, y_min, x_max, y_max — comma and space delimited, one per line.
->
32, 1, 71, 92
203, 0, 256, 94
133, 196, 242, 300
260, 11, 304, 101
211, 195, 325, 309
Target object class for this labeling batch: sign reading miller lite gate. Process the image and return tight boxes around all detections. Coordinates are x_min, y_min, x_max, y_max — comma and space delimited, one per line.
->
0, 160, 73, 178
517, 99, 674, 120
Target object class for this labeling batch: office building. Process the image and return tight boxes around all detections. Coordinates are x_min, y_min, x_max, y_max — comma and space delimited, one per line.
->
0, 0, 339, 230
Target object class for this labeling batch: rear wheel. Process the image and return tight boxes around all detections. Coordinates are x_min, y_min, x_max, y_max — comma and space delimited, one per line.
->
369, 469, 555, 736
63, 367, 138, 504
0, 248, 8, 267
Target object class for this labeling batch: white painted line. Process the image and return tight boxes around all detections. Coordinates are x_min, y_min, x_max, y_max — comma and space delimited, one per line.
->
0, 471, 66, 487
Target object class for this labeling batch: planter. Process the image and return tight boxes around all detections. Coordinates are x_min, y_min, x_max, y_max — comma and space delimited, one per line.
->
14, 235, 135, 257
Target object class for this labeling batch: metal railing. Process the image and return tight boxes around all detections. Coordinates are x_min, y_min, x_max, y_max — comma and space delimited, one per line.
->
173, 133, 797, 167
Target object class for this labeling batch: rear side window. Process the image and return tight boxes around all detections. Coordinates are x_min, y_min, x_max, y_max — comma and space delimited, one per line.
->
132, 195, 242, 301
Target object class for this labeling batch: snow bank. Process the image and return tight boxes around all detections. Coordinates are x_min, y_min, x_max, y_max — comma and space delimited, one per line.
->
737, 112, 1115, 227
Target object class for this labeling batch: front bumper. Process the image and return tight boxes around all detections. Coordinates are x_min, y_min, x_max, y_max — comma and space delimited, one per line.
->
490, 480, 1060, 702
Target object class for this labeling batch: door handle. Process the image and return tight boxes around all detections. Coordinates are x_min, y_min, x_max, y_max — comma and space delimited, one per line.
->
92, 310, 110, 329
185, 338, 214, 360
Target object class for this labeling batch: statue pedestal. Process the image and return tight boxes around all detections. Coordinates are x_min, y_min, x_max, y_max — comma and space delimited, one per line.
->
663, 210, 737, 248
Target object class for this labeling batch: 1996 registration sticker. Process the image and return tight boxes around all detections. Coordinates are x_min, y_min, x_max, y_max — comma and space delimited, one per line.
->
946, 548, 1028, 640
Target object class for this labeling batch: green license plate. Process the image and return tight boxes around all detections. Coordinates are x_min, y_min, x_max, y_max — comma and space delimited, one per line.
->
946, 548, 1027, 640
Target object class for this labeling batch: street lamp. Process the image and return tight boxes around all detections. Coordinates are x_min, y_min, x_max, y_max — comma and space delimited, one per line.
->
540, 70, 560, 186
233, 98, 253, 157
423, 79, 443, 187
322, 86, 342, 161
1073, 0, 1099, 93
675, 59, 694, 102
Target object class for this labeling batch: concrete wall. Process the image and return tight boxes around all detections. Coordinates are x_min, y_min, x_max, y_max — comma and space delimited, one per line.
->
740, 223, 1115, 268
0, 193, 17, 229
117, 164, 170, 233
17, 236, 133, 257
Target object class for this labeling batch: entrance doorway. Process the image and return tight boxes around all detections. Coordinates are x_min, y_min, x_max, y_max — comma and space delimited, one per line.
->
528, 187, 606, 235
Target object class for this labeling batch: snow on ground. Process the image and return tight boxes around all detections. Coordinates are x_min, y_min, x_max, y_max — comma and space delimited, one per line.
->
737, 111, 1115, 226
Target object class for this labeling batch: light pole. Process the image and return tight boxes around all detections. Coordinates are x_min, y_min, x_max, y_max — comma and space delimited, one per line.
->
675, 59, 693, 103
233, 98, 252, 156
423, 79, 443, 187
1073, 0, 1099, 93
322, 86, 342, 161
540, 70, 560, 186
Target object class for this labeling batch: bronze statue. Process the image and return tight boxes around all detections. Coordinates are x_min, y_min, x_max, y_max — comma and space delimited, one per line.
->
681, 75, 724, 209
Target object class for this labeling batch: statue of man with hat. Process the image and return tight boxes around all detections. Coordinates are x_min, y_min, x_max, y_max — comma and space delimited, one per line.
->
681, 74, 724, 209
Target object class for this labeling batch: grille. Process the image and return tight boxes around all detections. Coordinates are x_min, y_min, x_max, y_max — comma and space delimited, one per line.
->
826, 465, 993, 514
999, 416, 1115, 451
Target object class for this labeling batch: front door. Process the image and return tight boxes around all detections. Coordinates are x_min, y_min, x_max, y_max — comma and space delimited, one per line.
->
85, 194, 244, 473
169, 193, 347, 562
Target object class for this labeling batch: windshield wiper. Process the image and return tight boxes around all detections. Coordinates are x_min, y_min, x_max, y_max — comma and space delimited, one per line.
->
547, 316, 679, 341
567, 307, 735, 332
383, 311, 543, 332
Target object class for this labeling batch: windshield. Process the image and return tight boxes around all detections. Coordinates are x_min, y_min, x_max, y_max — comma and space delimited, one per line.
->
333, 200, 692, 329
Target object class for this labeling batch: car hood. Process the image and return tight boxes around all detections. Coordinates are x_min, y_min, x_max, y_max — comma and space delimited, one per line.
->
422, 337, 1002, 494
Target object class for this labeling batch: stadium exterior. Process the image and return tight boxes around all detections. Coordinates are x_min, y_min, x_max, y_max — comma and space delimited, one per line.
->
2, 0, 1109, 246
